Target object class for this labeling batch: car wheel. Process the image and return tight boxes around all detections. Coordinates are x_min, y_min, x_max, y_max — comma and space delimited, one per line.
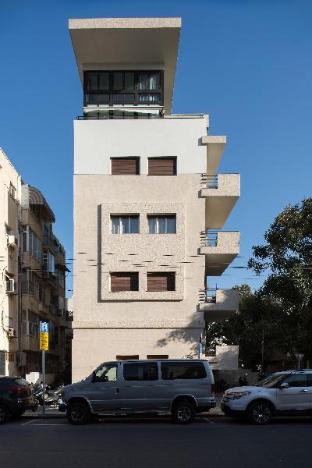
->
172, 400, 195, 425
0, 404, 8, 424
67, 401, 91, 425
247, 401, 272, 425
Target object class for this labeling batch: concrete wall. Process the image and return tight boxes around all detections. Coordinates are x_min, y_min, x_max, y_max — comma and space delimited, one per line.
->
0, 148, 21, 376
73, 118, 209, 381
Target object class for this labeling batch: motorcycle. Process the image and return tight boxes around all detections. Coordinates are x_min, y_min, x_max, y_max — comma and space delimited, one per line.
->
33, 383, 64, 408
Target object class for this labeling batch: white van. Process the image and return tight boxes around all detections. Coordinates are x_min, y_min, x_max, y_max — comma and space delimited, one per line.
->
61, 359, 216, 424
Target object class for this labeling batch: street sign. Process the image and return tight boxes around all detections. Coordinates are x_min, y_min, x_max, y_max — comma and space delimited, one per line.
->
39, 321, 49, 351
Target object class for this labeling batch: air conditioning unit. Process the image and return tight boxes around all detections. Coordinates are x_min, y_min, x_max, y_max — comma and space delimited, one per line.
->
7, 235, 18, 248
8, 328, 16, 338
16, 351, 26, 368
6, 278, 16, 294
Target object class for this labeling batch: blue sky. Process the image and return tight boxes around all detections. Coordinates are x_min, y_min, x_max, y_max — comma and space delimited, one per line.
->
1, 0, 312, 294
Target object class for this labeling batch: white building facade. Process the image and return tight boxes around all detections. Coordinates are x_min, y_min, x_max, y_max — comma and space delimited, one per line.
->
70, 18, 240, 382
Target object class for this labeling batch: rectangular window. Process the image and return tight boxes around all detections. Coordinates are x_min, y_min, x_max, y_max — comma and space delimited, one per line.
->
110, 272, 139, 292
147, 355, 169, 359
43, 251, 55, 274
148, 157, 177, 176
111, 157, 140, 175
123, 362, 158, 381
28, 311, 39, 337
148, 215, 176, 234
161, 362, 207, 380
84, 70, 163, 107
111, 215, 139, 234
116, 355, 139, 361
23, 226, 42, 262
147, 272, 175, 292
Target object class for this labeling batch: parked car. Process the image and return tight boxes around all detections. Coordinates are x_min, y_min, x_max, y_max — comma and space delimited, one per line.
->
60, 359, 216, 425
0, 376, 38, 424
221, 369, 312, 424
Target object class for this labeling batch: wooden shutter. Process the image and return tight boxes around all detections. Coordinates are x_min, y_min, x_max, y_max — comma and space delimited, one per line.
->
111, 158, 139, 175
148, 158, 176, 176
147, 272, 175, 291
111, 272, 139, 292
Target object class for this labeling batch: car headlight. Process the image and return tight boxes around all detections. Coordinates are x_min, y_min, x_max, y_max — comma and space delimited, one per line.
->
225, 391, 251, 400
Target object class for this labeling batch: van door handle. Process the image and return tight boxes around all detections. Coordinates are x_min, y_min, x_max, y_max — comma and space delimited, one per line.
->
115, 388, 120, 394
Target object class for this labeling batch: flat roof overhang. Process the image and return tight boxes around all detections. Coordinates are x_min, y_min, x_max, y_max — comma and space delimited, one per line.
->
69, 17, 181, 114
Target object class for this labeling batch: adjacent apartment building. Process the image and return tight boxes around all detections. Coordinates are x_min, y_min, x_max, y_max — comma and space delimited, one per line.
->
0, 148, 71, 381
70, 18, 240, 381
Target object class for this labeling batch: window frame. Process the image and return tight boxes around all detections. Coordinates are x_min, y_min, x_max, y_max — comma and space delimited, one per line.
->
148, 157, 177, 176
84, 70, 164, 107
110, 215, 140, 234
148, 215, 176, 234
147, 272, 176, 292
110, 272, 139, 292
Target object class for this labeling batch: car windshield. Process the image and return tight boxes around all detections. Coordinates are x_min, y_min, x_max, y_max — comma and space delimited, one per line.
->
256, 373, 287, 388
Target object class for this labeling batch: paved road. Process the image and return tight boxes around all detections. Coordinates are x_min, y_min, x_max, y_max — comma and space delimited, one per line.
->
0, 415, 310, 468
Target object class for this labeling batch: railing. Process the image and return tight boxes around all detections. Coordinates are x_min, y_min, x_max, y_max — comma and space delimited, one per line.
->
200, 230, 218, 247
200, 230, 240, 248
201, 173, 218, 189
199, 288, 217, 304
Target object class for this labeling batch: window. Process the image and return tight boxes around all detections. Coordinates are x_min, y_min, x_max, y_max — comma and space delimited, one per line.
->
148, 157, 177, 176
123, 362, 158, 381
23, 226, 42, 262
147, 355, 169, 359
283, 374, 308, 387
43, 251, 55, 274
28, 311, 39, 337
110, 272, 139, 292
116, 355, 139, 361
111, 215, 139, 234
84, 70, 163, 107
93, 363, 118, 382
147, 272, 175, 292
148, 215, 176, 234
9, 183, 16, 199
161, 362, 206, 380
111, 158, 140, 175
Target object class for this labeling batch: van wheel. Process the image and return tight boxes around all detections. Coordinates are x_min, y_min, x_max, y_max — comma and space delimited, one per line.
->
67, 401, 91, 425
172, 400, 195, 424
0, 404, 8, 424
247, 401, 272, 425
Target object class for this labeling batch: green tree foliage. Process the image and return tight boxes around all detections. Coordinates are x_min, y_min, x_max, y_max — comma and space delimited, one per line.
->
206, 199, 312, 369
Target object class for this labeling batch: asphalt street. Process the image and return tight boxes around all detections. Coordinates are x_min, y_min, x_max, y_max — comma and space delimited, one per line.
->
0, 415, 311, 468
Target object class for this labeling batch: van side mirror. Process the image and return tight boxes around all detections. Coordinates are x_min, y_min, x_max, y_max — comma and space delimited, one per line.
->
279, 382, 289, 389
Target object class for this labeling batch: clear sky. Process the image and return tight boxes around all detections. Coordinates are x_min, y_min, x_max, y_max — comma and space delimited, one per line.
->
1, 0, 312, 295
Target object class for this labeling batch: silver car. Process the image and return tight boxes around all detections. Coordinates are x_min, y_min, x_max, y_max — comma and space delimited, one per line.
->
61, 359, 216, 424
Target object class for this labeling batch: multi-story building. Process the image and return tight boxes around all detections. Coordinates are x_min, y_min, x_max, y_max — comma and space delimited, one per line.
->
0, 148, 71, 381
70, 17, 240, 382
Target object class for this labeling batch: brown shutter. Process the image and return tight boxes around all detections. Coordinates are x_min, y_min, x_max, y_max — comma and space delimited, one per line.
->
110, 272, 139, 292
111, 158, 139, 175
148, 158, 176, 176
147, 272, 175, 291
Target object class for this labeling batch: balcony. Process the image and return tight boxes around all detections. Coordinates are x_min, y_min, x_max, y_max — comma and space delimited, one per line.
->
200, 174, 240, 229
201, 135, 226, 174
200, 231, 240, 276
199, 288, 239, 321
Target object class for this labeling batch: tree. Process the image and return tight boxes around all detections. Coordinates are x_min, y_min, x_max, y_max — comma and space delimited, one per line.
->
206, 198, 312, 369
205, 285, 285, 370
248, 198, 312, 363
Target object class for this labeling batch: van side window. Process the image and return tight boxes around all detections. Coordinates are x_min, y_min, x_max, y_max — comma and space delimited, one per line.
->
123, 363, 158, 381
94, 363, 118, 382
161, 362, 206, 380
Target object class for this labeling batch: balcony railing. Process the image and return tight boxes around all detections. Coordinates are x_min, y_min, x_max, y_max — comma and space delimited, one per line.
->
200, 230, 240, 248
199, 288, 217, 304
201, 174, 218, 189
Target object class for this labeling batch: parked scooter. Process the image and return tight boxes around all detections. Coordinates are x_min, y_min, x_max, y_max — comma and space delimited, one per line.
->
33, 383, 64, 408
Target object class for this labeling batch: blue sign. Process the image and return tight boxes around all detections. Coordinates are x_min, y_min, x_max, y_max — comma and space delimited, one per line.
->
40, 321, 49, 333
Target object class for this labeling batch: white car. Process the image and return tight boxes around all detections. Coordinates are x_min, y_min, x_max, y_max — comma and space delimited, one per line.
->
221, 370, 312, 424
